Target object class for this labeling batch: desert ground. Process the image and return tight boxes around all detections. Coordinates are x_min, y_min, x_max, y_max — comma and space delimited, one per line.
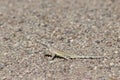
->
0, 0, 120, 80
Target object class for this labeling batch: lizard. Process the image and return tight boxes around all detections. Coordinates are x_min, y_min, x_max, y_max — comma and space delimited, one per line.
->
40, 42, 103, 60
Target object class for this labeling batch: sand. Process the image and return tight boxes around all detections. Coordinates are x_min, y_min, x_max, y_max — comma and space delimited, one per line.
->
0, 0, 120, 80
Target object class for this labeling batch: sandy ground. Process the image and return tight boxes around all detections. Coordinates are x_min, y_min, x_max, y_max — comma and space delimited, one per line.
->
0, 0, 120, 80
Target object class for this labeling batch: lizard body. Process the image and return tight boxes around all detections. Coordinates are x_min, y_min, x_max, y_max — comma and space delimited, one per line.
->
40, 42, 102, 59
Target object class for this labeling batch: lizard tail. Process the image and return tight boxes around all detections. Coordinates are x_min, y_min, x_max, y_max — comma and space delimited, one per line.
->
71, 55, 103, 59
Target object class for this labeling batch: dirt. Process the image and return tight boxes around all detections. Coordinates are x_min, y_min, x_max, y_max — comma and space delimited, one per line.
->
0, 0, 120, 80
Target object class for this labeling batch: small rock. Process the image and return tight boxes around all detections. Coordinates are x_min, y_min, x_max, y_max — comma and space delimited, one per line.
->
0, 63, 5, 70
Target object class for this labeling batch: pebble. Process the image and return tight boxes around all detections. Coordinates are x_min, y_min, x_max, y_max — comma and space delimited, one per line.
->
0, 63, 5, 70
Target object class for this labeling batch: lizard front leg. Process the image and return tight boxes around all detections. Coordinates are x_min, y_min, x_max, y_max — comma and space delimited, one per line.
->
51, 53, 56, 60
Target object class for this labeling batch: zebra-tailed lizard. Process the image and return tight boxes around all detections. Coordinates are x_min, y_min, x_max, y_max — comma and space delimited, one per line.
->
40, 42, 104, 60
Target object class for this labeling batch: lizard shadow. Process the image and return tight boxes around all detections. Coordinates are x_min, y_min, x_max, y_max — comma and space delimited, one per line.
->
44, 54, 67, 60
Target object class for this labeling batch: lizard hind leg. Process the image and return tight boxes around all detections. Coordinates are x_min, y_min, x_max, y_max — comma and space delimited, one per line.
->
52, 54, 69, 60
